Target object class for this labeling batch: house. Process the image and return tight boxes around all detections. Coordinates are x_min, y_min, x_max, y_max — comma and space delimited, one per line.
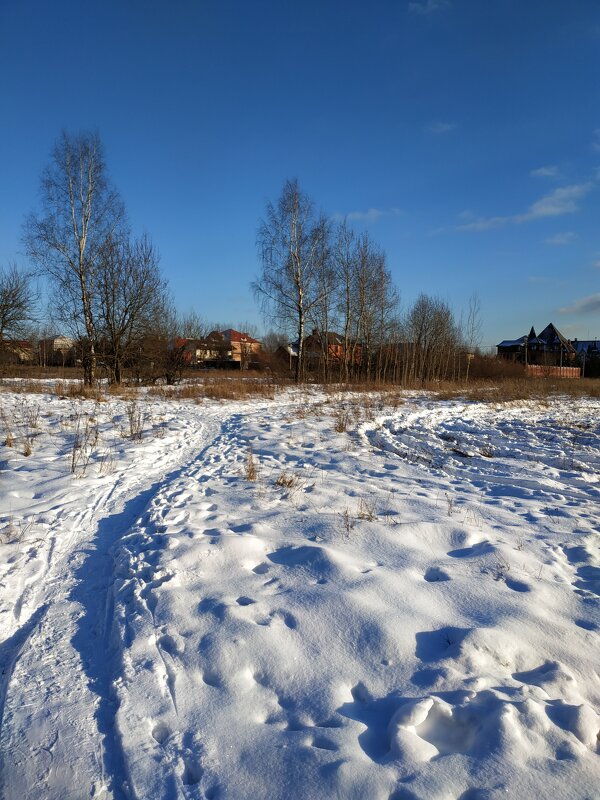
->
497, 323, 580, 377
180, 329, 262, 369
572, 339, 599, 357
572, 338, 600, 377
39, 335, 76, 366
0, 340, 33, 364
218, 329, 262, 368
497, 323, 576, 365
281, 329, 363, 374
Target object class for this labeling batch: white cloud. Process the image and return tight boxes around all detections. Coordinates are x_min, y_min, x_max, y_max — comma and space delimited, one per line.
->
523, 183, 592, 220
592, 129, 600, 153
559, 293, 600, 314
425, 121, 457, 135
457, 183, 593, 232
408, 0, 450, 14
530, 165, 558, 178
332, 207, 403, 223
544, 231, 577, 246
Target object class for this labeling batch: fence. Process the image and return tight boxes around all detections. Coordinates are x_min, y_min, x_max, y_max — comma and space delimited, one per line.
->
526, 365, 581, 379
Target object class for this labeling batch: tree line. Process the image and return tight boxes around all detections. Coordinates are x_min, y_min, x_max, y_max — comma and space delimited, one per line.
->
254, 178, 479, 384
1, 132, 482, 386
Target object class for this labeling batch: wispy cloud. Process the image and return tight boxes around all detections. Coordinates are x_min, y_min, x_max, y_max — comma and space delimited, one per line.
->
457, 183, 593, 232
544, 231, 577, 246
559, 293, 600, 314
592, 129, 600, 152
331, 207, 403, 223
526, 183, 592, 219
408, 0, 450, 15
530, 165, 558, 178
425, 121, 457, 135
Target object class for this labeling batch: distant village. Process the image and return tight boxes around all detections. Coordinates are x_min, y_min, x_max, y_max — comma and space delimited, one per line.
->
2, 320, 599, 381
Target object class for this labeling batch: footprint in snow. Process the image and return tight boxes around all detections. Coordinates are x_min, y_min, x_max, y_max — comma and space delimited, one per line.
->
504, 577, 531, 592
309, 735, 339, 751
236, 596, 256, 606
424, 566, 451, 582
151, 722, 172, 745
447, 541, 494, 558
575, 619, 598, 631
415, 627, 471, 663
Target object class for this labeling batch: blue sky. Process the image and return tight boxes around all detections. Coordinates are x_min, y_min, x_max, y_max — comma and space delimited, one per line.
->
1, 0, 599, 348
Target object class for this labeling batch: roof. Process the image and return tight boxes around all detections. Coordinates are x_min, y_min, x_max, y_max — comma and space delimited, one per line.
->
572, 339, 600, 354
498, 322, 574, 352
497, 337, 527, 348
305, 330, 344, 345
221, 329, 261, 344
537, 323, 574, 351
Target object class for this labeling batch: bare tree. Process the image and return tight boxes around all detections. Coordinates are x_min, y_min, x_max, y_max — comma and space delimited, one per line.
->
254, 179, 326, 383
333, 222, 358, 382
307, 216, 336, 381
98, 234, 166, 384
24, 131, 125, 384
179, 310, 208, 340
0, 263, 35, 345
261, 329, 287, 353
463, 293, 482, 384
351, 232, 395, 379
404, 294, 459, 384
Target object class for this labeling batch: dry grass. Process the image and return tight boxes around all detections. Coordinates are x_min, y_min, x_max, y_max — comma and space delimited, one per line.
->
0, 365, 82, 381
245, 448, 258, 481
201, 376, 276, 401
333, 408, 350, 433
0, 377, 107, 400
55, 381, 106, 401
320, 376, 600, 402
149, 375, 278, 402
125, 400, 144, 440
433, 378, 600, 403
357, 498, 377, 521
107, 384, 139, 400
274, 471, 299, 489
1, 368, 598, 405
0, 379, 52, 395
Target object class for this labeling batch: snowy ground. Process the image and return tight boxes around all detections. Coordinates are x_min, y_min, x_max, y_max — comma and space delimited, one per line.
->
0, 384, 599, 799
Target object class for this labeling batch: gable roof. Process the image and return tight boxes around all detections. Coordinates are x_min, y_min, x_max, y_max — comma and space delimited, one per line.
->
221, 329, 261, 344
537, 323, 575, 352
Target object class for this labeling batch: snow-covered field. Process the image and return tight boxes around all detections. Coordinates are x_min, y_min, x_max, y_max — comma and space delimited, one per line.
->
0, 384, 599, 799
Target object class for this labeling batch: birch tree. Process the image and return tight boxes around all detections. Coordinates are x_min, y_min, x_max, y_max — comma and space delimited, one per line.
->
24, 131, 125, 385
254, 179, 326, 383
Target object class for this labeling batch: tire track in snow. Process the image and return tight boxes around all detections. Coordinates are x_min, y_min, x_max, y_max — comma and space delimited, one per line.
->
0, 603, 49, 765
0, 406, 229, 800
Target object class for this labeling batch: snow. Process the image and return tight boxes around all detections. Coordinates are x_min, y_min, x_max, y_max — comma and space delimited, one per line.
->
0, 385, 599, 799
